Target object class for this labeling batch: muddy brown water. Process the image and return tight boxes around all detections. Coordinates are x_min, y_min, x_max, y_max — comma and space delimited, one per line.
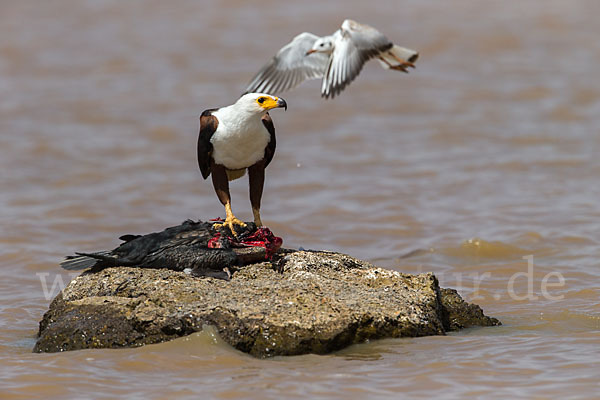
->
1, 0, 598, 398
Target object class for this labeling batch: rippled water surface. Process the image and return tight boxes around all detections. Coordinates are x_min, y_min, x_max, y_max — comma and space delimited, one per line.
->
1, 0, 599, 398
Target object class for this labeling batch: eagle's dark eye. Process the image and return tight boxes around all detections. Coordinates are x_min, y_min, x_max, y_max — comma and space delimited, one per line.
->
258, 97, 265, 104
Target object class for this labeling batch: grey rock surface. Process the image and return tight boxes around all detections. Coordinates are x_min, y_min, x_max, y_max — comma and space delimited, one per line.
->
34, 250, 500, 357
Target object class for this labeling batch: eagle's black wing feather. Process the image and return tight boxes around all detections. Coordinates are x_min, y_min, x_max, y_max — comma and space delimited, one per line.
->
198, 109, 219, 179
261, 113, 276, 167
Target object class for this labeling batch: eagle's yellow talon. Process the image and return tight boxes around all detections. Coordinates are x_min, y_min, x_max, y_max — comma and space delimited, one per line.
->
253, 208, 263, 227
214, 216, 246, 236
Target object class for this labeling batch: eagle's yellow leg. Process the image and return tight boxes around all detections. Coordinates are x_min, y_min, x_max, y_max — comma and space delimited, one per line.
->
253, 207, 263, 227
214, 201, 246, 235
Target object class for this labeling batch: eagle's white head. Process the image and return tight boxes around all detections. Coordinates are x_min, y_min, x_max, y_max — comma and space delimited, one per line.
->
235, 93, 287, 115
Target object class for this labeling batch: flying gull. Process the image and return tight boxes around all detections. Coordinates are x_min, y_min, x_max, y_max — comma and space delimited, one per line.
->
245, 19, 419, 99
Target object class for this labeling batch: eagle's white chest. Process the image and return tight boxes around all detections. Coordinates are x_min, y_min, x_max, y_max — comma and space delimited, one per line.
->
210, 108, 270, 170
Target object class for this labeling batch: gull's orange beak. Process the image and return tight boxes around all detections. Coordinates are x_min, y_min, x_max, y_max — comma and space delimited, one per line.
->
305, 49, 317, 56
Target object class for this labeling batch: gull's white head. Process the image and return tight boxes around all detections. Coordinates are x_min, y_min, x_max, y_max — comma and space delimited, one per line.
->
306, 37, 335, 55
235, 93, 287, 114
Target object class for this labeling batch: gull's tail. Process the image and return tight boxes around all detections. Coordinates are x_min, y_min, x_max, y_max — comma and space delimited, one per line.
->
378, 45, 419, 72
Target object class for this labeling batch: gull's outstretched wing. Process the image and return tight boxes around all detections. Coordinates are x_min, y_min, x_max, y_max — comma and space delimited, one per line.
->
245, 32, 330, 95
321, 20, 392, 99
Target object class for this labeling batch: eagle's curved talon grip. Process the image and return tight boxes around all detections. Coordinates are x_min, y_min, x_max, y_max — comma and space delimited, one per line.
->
214, 217, 246, 238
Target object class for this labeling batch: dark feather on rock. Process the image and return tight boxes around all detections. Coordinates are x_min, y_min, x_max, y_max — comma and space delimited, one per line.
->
60, 220, 277, 280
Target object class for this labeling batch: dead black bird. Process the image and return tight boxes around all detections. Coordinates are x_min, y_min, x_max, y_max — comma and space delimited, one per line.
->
60, 220, 274, 280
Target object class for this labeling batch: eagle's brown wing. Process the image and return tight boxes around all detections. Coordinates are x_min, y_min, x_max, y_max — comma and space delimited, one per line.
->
261, 113, 276, 167
197, 108, 219, 179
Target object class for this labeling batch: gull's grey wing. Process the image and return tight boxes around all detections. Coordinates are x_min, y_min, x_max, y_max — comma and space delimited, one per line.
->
245, 32, 330, 95
321, 20, 392, 99
341, 19, 392, 54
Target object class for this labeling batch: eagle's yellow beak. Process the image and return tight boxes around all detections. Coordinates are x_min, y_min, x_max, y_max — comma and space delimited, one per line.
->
261, 97, 287, 111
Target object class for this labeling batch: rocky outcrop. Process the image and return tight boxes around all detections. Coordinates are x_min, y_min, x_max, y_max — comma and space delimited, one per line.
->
34, 250, 500, 357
